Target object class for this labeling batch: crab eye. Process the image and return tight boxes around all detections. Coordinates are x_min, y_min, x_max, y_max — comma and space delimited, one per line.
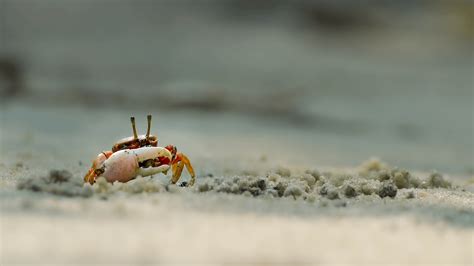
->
94, 168, 104, 175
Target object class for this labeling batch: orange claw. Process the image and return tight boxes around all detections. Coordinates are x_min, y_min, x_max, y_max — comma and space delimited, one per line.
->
83, 151, 113, 184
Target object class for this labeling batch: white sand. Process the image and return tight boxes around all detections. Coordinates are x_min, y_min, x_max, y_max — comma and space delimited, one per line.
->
1, 191, 472, 265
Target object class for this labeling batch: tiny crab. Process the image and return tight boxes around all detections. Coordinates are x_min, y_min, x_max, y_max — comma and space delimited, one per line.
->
84, 115, 195, 186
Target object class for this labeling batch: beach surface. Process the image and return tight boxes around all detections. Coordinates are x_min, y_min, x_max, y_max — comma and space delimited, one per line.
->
1, 102, 473, 266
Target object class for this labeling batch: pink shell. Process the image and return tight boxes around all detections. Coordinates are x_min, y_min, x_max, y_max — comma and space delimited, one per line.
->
102, 150, 138, 183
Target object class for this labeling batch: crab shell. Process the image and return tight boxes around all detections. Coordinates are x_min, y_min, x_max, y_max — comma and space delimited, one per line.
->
112, 134, 158, 152
100, 146, 171, 183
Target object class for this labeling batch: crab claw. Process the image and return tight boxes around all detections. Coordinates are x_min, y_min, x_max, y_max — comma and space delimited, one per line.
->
100, 147, 172, 183
84, 151, 113, 184
135, 146, 172, 177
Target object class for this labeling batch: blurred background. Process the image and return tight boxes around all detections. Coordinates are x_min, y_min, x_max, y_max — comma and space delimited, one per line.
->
1, 0, 473, 175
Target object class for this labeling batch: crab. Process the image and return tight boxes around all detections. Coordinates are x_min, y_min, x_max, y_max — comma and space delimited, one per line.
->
84, 115, 195, 186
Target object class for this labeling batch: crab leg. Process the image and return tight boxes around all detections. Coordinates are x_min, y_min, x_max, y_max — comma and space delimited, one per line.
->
171, 161, 184, 184
171, 153, 196, 186
84, 168, 95, 184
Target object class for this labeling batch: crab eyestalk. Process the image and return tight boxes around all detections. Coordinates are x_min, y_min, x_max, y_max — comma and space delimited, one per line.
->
146, 114, 152, 140
130, 116, 138, 140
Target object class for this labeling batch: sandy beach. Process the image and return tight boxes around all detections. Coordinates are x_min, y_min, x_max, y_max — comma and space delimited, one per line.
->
1, 102, 473, 265
1, 1, 473, 265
